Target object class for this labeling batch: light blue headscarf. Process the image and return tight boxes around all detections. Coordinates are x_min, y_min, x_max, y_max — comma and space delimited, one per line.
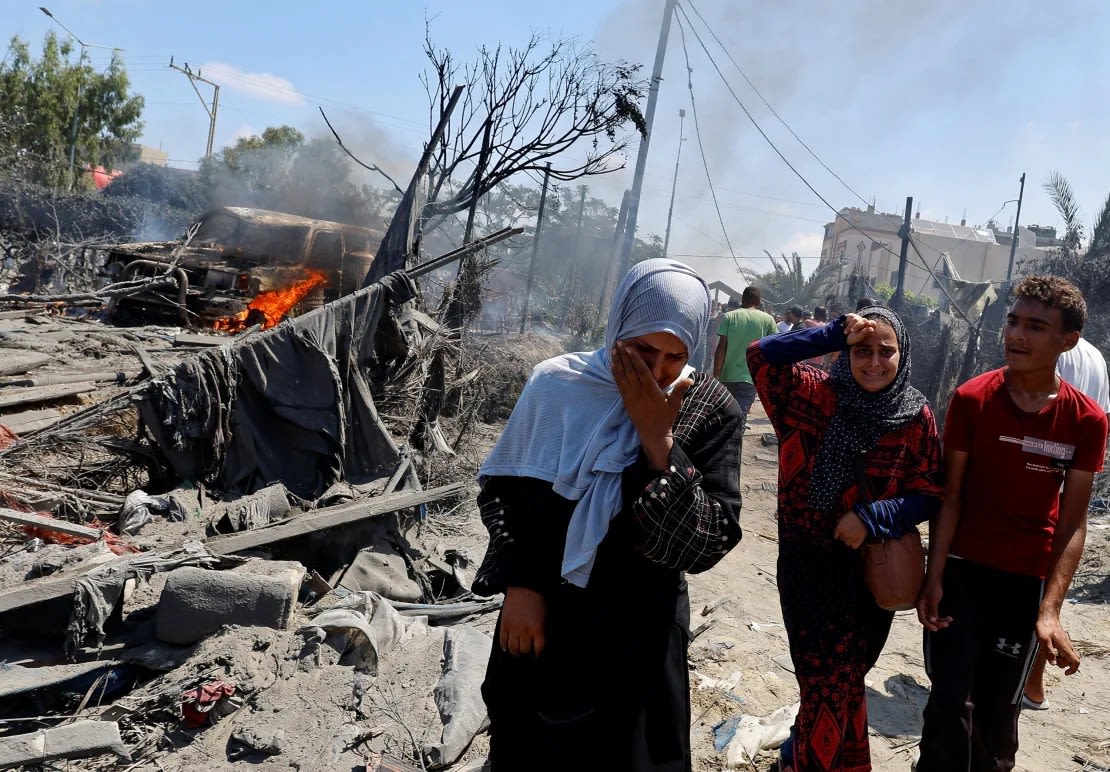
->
479, 258, 711, 587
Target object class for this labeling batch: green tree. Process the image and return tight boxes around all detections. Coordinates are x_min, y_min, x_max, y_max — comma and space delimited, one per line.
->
1031, 171, 1110, 350
0, 32, 144, 189
746, 252, 839, 313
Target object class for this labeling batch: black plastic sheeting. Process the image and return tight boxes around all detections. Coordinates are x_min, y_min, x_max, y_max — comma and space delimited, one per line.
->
139, 272, 415, 499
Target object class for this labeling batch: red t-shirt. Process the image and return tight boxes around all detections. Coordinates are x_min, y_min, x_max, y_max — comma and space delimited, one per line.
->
945, 368, 1108, 578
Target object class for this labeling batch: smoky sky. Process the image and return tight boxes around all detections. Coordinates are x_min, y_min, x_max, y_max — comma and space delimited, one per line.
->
584, 0, 1097, 286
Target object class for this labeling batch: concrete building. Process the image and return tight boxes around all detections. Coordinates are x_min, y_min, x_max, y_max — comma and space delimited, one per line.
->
819, 204, 1041, 302
136, 144, 169, 167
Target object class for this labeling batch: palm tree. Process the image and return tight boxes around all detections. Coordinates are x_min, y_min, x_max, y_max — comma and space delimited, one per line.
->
745, 252, 839, 312
1038, 171, 1110, 348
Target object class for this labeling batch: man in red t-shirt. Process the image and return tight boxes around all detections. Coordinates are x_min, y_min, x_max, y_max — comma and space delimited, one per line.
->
915, 276, 1108, 771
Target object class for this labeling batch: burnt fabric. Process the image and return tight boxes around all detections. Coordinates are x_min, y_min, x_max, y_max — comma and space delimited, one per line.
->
139, 271, 414, 498
749, 330, 942, 772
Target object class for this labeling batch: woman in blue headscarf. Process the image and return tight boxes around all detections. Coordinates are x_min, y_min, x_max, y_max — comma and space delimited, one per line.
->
473, 259, 744, 771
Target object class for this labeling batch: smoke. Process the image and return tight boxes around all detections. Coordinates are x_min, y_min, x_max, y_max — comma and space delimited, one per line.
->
583, 0, 1086, 287
201, 116, 418, 230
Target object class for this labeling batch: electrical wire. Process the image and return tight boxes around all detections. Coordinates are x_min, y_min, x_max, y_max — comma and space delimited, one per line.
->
684, 0, 870, 208
675, 3, 976, 324
673, 12, 743, 275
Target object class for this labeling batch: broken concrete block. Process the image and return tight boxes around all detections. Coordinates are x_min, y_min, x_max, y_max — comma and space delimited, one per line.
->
155, 562, 302, 645
0, 720, 130, 768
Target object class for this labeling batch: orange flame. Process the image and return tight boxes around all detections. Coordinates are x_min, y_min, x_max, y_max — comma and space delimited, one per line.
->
211, 269, 327, 333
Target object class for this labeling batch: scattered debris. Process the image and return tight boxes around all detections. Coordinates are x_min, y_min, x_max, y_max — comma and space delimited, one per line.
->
0, 719, 131, 767
723, 701, 799, 769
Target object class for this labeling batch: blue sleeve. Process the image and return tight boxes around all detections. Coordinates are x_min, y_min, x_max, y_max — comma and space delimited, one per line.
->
853, 494, 939, 540
759, 316, 848, 366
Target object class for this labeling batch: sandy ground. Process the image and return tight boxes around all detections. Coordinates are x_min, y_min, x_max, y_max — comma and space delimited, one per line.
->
683, 402, 1110, 771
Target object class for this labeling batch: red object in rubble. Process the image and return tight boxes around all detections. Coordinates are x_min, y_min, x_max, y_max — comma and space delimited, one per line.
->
181, 680, 239, 728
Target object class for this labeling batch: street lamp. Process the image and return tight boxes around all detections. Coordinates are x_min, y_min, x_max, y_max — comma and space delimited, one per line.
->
39, 7, 122, 187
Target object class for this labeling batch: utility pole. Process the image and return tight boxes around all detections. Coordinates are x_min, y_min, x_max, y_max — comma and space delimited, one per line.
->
520, 163, 553, 334
617, 0, 678, 272
169, 57, 221, 157
559, 186, 589, 327
662, 108, 686, 258
1005, 172, 1027, 282
599, 190, 632, 321
892, 196, 913, 312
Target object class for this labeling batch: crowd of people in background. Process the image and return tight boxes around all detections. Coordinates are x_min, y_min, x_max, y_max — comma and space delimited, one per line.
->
475, 261, 1107, 772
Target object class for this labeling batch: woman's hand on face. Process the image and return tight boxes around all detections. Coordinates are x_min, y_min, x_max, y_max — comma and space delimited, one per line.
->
843, 313, 878, 346
500, 586, 546, 656
834, 511, 868, 549
612, 341, 691, 470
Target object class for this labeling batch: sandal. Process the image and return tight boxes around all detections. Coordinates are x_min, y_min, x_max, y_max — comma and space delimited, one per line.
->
1021, 693, 1050, 711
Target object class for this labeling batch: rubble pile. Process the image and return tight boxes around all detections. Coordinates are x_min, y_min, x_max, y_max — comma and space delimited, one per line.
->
0, 261, 556, 769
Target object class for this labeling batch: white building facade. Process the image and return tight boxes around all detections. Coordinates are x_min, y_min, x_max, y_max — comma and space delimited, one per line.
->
819, 205, 1041, 302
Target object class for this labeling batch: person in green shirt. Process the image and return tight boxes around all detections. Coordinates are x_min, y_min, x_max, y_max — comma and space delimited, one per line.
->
713, 286, 778, 429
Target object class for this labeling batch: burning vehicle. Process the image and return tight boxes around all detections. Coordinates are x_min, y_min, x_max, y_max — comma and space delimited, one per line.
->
103, 206, 383, 330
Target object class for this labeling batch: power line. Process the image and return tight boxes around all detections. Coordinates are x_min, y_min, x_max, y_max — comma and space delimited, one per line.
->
674, 3, 976, 324
673, 12, 743, 275
684, 0, 870, 208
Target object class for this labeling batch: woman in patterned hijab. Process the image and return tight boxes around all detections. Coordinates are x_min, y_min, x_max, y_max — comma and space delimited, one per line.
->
747, 305, 942, 772
808, 305, 927, 511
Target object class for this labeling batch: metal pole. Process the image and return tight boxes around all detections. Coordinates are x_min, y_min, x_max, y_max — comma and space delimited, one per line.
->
169, 58, 221, 158
559, 186, 589, 327
662, 108, 686, 258
207, 84, 220, 157
520, 163, 553, 334
1005, 172, 1027, 282
617, 0, 678, 271
892, 196, 913, 312
599, 190, 632, 320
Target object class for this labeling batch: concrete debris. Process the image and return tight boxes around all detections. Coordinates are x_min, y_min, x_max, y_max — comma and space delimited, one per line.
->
67, 541, 246, 654
155, 561, 303, 645
0, 720, 130, 768
0, 276, 515, 771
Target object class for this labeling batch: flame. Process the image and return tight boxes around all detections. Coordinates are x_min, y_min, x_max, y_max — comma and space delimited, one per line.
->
211, 269, 327, 333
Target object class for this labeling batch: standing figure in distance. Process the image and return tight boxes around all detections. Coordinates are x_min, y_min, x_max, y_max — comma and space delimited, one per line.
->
714, 285, 778, 433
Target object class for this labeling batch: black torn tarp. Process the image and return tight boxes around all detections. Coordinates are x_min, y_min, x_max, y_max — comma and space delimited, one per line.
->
138, 272, 416, 499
